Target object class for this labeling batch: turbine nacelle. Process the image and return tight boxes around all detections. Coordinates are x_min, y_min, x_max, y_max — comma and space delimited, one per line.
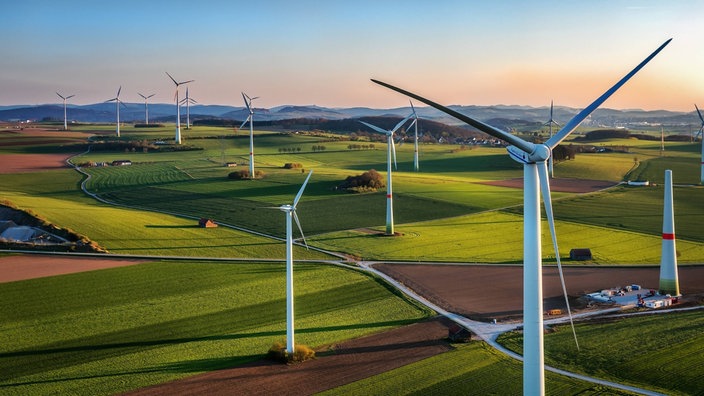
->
507, 144, 550, 164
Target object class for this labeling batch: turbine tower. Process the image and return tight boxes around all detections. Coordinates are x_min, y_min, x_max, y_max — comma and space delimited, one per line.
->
543, 100, 560, 178
240, 92, 258, 179
138, 92, 155, 125
407, 100, 421, 171
372, 38, 671, 395
56, 92, 75, 130
105, 86, 126, 137
166, 72, 193, 144
274, 170, 313, 354
359, 114, 413, 235
659, 169, 680, 296
180, 87, 197, 130
695, 104, 704, 184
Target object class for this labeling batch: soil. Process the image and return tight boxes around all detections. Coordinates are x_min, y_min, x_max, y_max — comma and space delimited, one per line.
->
0, 153, 74, 174
0, 255, 145, 283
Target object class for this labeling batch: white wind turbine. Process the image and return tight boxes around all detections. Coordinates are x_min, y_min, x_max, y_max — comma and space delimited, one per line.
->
359, 114, 413, 235
372, 38, 671, 395
56, 92, 75, 130
694, 104, 704, 184
105, 86, 126, 137
180, 87, 197, 130
272, 170, 313, 354
138, 92, 155, 125
543, 100, 560, 178
406, 100, 421, 171
166, 72, 193, 144
240, 92, 258, 179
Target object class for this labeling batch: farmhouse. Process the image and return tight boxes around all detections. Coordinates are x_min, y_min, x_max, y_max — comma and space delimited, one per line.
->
199, 218, 218, 228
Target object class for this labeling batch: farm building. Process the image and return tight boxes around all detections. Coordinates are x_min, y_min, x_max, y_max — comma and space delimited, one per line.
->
447, 323, 472, 342
569, 248, 592, 261
199, 218, 218, 228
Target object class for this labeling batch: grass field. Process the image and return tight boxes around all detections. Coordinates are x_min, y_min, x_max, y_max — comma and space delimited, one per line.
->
497, 310, 704, 395
0, 261, 432, 395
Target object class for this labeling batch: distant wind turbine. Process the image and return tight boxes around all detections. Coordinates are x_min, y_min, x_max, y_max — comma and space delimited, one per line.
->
695, 104, 704, 184
406, 100, 421, 171
372, 38, 671, 395
105, 86, 126, 137
166, 72, 193, 144
359, 114, 413, 235
240, 92, 258, 179
270, 170, 313, 355
56, 92, 75, 131
138, 92, 155, 125
179, 87, 197, 129
543, 100, 560, 178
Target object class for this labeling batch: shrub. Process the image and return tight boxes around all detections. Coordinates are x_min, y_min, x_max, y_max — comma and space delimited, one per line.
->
338, 169, 385, 193
228, 169, 265, 180
284, 163, 303, 169
267, 341, 315, 363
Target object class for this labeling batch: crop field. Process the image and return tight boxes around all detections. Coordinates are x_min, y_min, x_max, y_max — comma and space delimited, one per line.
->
498, 310, 704, 395
0, 261, 432, 395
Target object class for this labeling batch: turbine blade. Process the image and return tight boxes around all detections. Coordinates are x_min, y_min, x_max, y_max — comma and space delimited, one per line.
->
406, 119, 417, 130
138, 93, 146, 99
66, 95, 74, 99
550, 100, 554, 120
538, 161, 579, 351
239, 115, 250, 130
180, 79, 194, 85
293, 170, 314, 209
116, 86, 121, 98
696, 104, 704, 124
147, 94, 155, 99
392, 113, 413, 133
371, 79, 535, 154
56, 92, 64, 100
547, 39, 672, 149
391, 136, 398, 169
292, 211, 308, 250
409, 99, 416, 115
166, 71, 178, 85
359, 120, 389, 135
242, 92, 251, 112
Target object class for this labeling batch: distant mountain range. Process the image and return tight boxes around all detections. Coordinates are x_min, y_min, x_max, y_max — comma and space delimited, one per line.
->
0, 102, 700, 130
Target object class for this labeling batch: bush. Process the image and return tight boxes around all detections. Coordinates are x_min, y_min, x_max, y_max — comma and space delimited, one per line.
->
267, 341, 316, 363
284, 163, 303, 169
228, 169, 265, 180
338, 169, 385, 193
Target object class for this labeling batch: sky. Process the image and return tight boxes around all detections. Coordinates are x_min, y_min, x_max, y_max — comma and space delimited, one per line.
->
2, 0, 703, 111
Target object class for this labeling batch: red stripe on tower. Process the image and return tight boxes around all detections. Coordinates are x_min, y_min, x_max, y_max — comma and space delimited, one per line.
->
662, 233, 675, 240
386, 194, 392, 198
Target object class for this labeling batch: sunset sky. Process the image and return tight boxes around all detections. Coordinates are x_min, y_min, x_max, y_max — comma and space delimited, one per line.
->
2, 0, 702, 111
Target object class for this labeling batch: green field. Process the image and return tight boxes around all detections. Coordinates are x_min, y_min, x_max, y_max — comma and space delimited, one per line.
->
0, 261, 432, 395
2, 124, 703, 394
498, 310, 704, 395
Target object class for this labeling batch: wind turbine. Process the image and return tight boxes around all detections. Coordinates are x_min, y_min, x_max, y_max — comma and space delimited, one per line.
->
138, 92, 155, 125
56, 92, 75, 130
406, 100, 421, 171
272, 170, 313, 355
180, 87, 197, 129
166, 72, 193, 144
695, 104, 704, 184
105, 86, 126, 137
372, 38, 671, 395
359, 114, 413, 235
240, 92, 258, 179
543, 100, 560, 178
